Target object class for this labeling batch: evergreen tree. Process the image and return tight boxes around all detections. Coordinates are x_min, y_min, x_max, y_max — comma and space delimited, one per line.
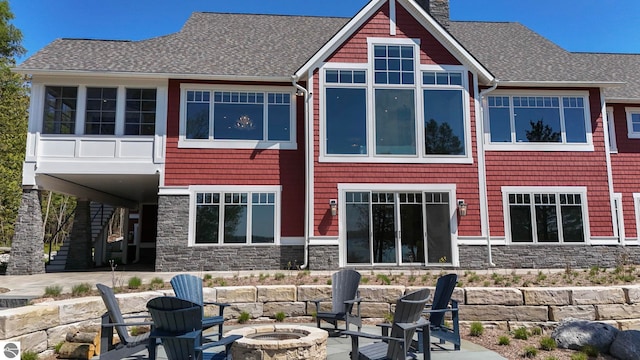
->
0, 0, 28, 245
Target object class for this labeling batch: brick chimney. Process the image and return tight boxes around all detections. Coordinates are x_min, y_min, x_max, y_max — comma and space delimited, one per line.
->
416, 0, 450, 29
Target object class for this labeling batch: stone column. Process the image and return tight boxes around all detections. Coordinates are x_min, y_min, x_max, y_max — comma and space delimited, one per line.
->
65, 199, 93, 270
7, 189, 45, 275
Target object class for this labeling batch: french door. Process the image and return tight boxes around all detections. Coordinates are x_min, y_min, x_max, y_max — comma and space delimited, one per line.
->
345, 191, 453, 265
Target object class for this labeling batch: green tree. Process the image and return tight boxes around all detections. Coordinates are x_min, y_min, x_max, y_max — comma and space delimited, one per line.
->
424, 119, 463, 155
0, 0, 28, 245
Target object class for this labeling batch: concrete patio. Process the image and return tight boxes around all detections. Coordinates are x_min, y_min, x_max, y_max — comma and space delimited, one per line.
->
118, 323, 506, 360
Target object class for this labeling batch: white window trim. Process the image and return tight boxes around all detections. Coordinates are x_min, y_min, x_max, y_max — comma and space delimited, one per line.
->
634, 193, 640, 243
625, 107, 640, 139
178, 84, 297, 150
337, 183, 459, 267
319, 37, 473, 164
501, 186, 591, 244
606, 107, 618, 153
188, 185, 282, 246
484, 90, 594, 152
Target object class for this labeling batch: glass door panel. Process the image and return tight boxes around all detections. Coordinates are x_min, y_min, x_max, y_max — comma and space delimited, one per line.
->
372, 192, 396, 263
346, 192, 371, 263
400, 193, 424, 263
425, 192, 452, 264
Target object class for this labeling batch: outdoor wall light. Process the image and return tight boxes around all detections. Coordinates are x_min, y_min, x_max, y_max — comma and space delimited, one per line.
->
329, 199, 337, 216
457, 200, 468, 217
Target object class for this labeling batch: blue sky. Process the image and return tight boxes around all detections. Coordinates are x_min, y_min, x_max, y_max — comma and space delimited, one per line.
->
8, 0, 640, 63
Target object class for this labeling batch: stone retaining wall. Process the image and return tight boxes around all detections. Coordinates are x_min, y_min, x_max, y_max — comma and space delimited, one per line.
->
2, 285, 640, 356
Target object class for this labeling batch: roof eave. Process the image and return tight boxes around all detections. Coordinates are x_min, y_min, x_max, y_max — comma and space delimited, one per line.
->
496, 80, 625, 88
12, 68, 294, 83
605, 97, 640, 104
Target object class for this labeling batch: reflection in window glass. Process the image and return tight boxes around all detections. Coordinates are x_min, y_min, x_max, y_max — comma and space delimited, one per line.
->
508, 192, 585, 243
488, 95, 589, 145
186, 91, 210, 139
346, 192, 371, 264
195, 193, 220, 244
251, 193, 275, 243
214, 92, 263, 140
514, 97, 561, 143
375, 89, 415, 155
267, 93, 290, 141
43, 86, 78, 134
424, 89, 464, 155
425, 192, 451, 263
326, 88, 367, 154
400, 194, 424, 263
85, 87, 117, 135
125, 88, 156, 135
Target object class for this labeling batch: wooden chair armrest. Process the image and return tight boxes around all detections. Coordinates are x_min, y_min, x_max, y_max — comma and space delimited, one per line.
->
198, 334, 242, 351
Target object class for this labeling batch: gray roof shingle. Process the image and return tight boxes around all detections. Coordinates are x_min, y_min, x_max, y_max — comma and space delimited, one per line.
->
17, 13, 350, 78
16, 12, 640, 100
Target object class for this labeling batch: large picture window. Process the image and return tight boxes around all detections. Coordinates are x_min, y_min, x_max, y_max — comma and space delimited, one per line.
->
487, 93, 591, 149
192, 189, 278, 245
321, 40, 471, 162
504, 189, 587, 244
181, 86, 295, 149
43, 86, 77, 134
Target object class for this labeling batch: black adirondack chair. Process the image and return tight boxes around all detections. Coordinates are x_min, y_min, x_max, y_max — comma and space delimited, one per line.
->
344, 288, 431, 360
170, 274, 229, 338
96, 283, 156, 360
417, 273, 460, 353
312, 269, 362, 335
146, 296, 241, 360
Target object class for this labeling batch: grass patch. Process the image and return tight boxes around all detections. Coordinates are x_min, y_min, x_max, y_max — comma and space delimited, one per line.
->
570, 353, 587, 360
513, 327, 529, 340
523, 346, 538, 358
376, 274, 391, 285
274, 312, 286, 322
149, 277, 164, 289
71, 283, 91, 297
539, 336, 557, 351
238, 311, 250, 324
498, 335, 510, 346
127, 276, 142, 289
44, 285, 63, 297
469, 321, 484, 336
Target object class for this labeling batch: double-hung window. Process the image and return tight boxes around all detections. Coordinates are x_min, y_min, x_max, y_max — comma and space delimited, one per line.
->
321, 38, 471, 162
625, 108, 640, 139
486, 92, 592, 151
503, 187, 588, 244
85, 87, 117, 135
180, 85, 296, 149
190, 186, 280, 245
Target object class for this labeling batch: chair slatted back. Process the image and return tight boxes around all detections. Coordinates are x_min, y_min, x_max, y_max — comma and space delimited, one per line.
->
332, 269, 361, 314
147, 296, 203, 360
429, 273, 458, 327
387, 288, 430, 360
96, 283, 134, 344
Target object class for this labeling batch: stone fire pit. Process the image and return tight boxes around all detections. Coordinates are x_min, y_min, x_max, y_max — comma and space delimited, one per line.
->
226, 324, 328, 360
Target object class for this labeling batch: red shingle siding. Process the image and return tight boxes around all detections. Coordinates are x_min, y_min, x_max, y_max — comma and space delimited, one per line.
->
164, 79, 305, 237
610, 104, 640, 238
327, 3, 460, 65
485, 88, 614, 238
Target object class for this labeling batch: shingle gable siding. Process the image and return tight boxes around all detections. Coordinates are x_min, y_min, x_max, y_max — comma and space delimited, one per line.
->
312, 3, 481, 238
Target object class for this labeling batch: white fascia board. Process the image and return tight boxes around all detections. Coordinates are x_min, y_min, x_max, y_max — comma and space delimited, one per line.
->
294, 0, 386, 78
497, 80, 625, 88
606, 97, 640, 104
14, 68, 292, 83
400, 0, 494, 84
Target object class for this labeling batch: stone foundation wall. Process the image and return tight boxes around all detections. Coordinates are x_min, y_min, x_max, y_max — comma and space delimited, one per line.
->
155, 195, 303, 271
308, 245, 339, 270
459, 245, 640, 269
3, 284, 640, 357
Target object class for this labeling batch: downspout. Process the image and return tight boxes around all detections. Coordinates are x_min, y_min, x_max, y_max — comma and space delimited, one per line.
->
292, 75, 310, 269
478, 79, 499, 267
